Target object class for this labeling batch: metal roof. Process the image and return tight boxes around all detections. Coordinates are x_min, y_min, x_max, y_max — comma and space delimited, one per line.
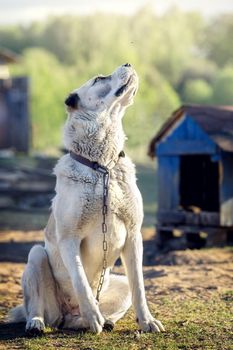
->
148, 105, 233, 157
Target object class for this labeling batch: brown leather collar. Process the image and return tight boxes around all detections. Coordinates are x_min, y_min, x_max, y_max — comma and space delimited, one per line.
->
69, 150, 125, 173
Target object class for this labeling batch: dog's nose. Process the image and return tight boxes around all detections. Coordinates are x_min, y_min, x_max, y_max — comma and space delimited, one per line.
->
65, 93, 79, 109
123, 63, 131, 67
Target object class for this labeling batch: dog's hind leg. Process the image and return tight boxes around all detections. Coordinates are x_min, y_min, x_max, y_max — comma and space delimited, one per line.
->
22, 245, 62, 335
99, 274, 131, 329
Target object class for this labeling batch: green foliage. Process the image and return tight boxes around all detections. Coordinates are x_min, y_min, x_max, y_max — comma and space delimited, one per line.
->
11, 48, 72, 150
124, 66, 180, 148
178, 58, 217, 95
182, 79, 213, 104
212, 65, 233, 105
202, 15, 233, 67
1, 9, 232, 153
153, 9, 205, 86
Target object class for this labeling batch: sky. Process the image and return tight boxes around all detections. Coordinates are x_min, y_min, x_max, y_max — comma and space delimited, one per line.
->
0, 0, 232, 24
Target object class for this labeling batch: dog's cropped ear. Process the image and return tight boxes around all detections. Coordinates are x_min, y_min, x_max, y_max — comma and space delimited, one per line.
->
65, 93, 80, 109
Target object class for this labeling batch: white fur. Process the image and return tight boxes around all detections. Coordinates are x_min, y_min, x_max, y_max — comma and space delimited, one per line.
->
9, 65, 164, 334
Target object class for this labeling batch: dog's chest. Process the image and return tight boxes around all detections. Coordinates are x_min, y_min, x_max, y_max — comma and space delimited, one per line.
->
54, 159, 142, 244
77, 176, 138, 231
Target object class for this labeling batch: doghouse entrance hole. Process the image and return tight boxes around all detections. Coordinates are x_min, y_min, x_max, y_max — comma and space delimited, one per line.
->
180, 155, 219, 212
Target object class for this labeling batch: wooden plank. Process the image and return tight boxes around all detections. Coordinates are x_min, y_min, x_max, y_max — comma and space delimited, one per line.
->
205, 229, 228, 247
157, 140, 217, 155
0, 93, 9, 149
9, 77, 30, 153
157, 156, 180, 211
157, 210, 220, 226
156, 116, 218, 156
0, 188, 55, 194
156, 224, 230, 249
157, 210, 185, 224
157, 224, 231, 233
220, 151, 233, 226
186, 211, 220, 226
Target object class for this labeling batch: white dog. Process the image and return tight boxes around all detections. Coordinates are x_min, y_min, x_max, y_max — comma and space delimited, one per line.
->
9, 64, 164, 335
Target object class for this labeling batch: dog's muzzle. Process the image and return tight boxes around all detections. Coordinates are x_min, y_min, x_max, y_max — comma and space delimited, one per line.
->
65, 93, 79, 109
115, 76, 133, 97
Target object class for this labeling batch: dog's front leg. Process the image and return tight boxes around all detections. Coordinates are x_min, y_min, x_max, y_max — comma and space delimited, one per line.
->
59, 237, 105, 333
121, 232, 165, 333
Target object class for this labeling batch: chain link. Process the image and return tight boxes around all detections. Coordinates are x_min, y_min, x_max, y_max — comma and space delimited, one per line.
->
96, 169, 109, 302
69, 151, 125, 302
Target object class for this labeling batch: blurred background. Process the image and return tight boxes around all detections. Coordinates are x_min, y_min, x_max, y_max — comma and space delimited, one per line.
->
0, 0, 232, 230
0, 0, 233, 155
1, 4, 233, 344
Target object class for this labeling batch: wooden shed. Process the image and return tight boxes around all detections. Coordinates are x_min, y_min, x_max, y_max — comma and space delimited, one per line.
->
0, 48, 30, 153
148, 105, 233, 248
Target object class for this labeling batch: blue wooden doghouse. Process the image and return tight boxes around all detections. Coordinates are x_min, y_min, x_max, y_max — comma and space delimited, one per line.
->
148, 105, 233, 248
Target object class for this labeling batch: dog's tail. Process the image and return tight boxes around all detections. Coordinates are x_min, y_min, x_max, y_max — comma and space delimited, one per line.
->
7, 305, 26, 323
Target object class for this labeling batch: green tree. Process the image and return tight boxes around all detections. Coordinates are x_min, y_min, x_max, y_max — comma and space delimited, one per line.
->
1, 9, 231, 155
177, 58, 217, 94
202, 15, 233, 67
182, 79, 213, 104
124, 66, 180, 148
154, 9, 204, 86
212, 66, 233, 105
11, 48, 72, 151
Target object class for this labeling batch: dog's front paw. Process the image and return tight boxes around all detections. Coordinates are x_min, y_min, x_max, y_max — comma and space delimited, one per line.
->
25, 317, 45, 336
84, 307, 105, 334
137, 316, 165, 333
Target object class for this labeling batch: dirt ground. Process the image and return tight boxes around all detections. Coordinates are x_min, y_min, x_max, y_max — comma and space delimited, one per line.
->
0, 229, 233, 315
0, 229, 232, 348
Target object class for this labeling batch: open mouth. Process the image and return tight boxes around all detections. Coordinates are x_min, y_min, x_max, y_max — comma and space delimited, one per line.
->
115, 76, 133, 97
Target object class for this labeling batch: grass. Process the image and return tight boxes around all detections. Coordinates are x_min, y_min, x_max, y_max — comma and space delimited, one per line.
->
1, 292, 232, 350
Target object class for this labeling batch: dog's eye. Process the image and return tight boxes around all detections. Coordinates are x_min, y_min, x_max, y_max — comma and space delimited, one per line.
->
93, 76, 106, 85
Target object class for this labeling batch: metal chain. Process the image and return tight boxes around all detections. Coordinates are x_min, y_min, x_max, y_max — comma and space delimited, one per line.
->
96, 168, 110, 302
69, 151, 124, 302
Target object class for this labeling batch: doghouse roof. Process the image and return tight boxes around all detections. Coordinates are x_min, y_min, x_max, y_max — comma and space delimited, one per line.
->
148, 105, 233, 157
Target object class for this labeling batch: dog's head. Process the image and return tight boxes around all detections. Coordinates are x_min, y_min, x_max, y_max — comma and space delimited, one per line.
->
64, 64, 138, 121
64, 64, 138, 159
